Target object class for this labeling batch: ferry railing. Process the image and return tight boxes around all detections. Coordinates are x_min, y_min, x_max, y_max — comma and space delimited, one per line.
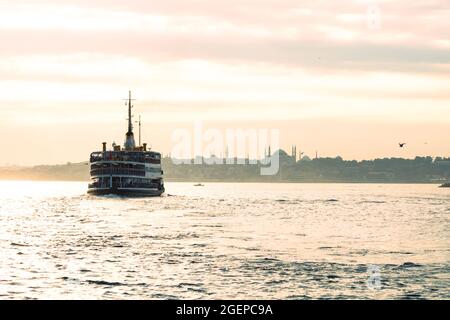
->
89, 182, 160, 189
90, 168, 146, 177
121, 183, 160, 189
90, 155, 161, 164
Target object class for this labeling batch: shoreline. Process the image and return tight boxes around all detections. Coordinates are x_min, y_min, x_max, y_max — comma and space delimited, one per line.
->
0, 178, 444, 185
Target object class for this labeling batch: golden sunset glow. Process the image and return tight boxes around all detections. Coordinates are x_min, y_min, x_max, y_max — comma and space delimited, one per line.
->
0, 0, 449, 165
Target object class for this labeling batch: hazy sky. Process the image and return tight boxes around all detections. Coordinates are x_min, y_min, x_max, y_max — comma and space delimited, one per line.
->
0, 0, 449, 165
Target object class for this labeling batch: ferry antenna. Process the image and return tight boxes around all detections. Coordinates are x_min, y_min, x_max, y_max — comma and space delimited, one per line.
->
135, 115, 142, 147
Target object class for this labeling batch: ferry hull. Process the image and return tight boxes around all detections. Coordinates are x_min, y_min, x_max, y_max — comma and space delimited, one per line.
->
87, 187, 164, 197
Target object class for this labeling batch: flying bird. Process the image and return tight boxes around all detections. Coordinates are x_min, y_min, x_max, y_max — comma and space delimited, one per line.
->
399, 143, 406, 148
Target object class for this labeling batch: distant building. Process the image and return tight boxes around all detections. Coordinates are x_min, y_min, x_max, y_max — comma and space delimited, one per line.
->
273, 149, 296, 165
300, 155, 312, 162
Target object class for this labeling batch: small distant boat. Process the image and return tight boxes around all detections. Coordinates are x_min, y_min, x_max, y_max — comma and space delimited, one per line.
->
439, 183, 450, 188
194, 183, 204, 187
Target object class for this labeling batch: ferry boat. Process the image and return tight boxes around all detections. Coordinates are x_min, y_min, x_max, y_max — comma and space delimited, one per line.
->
87, 91, 165, 196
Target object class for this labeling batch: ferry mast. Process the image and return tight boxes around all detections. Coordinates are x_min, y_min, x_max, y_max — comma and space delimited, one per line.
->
124, 90, 136, 150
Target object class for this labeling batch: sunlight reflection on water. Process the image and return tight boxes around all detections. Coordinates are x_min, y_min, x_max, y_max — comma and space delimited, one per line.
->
0, 181, 448, 299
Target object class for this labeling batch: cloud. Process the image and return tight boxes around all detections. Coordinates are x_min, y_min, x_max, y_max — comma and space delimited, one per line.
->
0, 0, 449, 75
1, 29, 449, 74
0, 0, 449, 165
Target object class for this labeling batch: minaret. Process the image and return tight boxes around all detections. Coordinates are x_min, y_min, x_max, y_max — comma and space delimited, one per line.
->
124, 90, 136, 150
